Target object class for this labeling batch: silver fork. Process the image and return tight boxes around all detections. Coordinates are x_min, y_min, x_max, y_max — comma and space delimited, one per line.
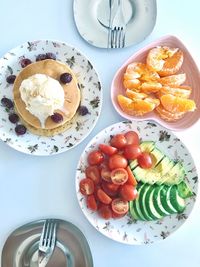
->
110, 0, 126, 48
38, 219, 57, 267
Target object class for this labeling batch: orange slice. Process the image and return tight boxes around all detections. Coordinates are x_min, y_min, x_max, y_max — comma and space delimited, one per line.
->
160, 94, 196, 113
139, 81, 162, 93
157, 85, 192, 99
156, 105, 185, 122
159, 74, 186, 86
117, 95, 157, 116
125, 89, 148, 100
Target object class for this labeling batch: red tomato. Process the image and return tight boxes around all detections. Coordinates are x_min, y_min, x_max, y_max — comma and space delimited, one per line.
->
138, 152, 153, 169
123, 144, 141, 160
108, 154, 128, 170
79, 178, 94, 195
97, 189, 112, 204
98, 204, 112, 219
111, 168, 128, 185
120, 184, 138, 201
111, 198, 129, 215
126, 166, 137, 186
87, 150, 104, 166
86, 195, 98, 211
112, 210, 126, 219
101, 181, 119, 197
110, 134, 127, 149
124, 131, 140, 145
99, 144, 117, 156
85, 166, 101, 184
101, 167, 112, 182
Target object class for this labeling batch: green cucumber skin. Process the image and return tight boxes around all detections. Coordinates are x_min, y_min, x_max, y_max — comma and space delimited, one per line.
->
138, 184, 153, 221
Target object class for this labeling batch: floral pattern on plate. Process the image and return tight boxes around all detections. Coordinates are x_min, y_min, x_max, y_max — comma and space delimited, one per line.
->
0, 40, 102, 155
75, 121, 198, 245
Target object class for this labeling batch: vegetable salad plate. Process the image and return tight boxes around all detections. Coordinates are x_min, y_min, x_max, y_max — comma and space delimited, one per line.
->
0, 40, 102, 156
73, 0, 157, 48
75, 121, 198, 245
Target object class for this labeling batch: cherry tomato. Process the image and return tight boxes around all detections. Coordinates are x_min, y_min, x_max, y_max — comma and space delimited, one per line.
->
120, 184, 138, 201
85, 166, 101, 184
79, 178, 94, 195
86, 195, 98, 211
124, 131, 140, 145
101, 167, 112, 182
97, 188, 112, 204
98, 204, 112, 220
99, 144, 117, 156
110, 134, 127, 149
138, 152, 153, 169
108, 154, 128, 170
101, 181, 119, 197
111, 198, 129, 215
111, 168, 128, 185
87, 150, 104, 166
123, 144, 141, 160
126, 166, 137, 186
112, 210, 127, 219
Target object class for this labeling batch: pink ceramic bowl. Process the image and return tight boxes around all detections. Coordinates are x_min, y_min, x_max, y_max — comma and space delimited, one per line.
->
111, 35, 200, 131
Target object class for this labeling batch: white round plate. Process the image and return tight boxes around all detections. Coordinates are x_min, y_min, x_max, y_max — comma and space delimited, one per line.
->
73, 0, 157, 48
76, 121, 198, 245
0, 40, 102, 156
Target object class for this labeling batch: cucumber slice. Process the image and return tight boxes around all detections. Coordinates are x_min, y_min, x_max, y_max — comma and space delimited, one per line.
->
129, 201, 140, 220
145, 185, 162, 220
177, 181, 193, 199
134, 185, 147, 221
138, 184, 153, 220
169, 186, 186, 213
152, 186, 170, 217
160, 185, 177, 214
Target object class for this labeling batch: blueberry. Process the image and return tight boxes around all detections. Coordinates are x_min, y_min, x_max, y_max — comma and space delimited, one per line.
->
9, 113, 19, 123
51, 113, 63, 123
15, 125, 27, 135
6, 75, 16, 84
60, 73, 72, 84
20, 58, 32, 68
36, 54, 47, 61
46, 53, 56, 60
1, 97, 14, 109
78, 106, 89, 116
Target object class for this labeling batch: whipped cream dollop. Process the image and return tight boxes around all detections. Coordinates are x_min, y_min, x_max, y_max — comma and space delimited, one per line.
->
19, 74, 65, 128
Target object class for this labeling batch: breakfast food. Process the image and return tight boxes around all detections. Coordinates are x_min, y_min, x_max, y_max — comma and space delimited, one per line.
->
13, 59, 81, 136
118, 46, 196, 122
79, 131, 193, 221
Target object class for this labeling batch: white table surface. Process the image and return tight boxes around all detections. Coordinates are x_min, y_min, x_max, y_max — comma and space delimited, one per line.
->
0, 0, 200, 266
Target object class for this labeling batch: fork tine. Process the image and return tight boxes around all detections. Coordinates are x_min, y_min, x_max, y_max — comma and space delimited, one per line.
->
50, 221, 57, 247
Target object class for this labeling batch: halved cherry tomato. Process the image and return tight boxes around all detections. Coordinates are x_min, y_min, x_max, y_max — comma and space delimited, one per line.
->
138, 152, 153, 169
110, 134, 127, 149
120, 184, 138, 201
98, 204, 112, 219
86, 195, 98, 211
79, 178, 94, 195
111, 168, 128, 185
97, 188, 112, 204
124, 131, 139, 145
101, 167, 112, 182
85, 166, 101, 184
101, 181, 119, 197
123, 144, 141, 160
99, 144, 117, 156
108, 154, 128, 170
126, 166, 137, 186
112, 210, 126, 219
87, 150, 104, 166
111, 198, 129, 215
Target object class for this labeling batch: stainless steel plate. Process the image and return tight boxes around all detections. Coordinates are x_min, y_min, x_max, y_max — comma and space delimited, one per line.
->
1, 219, 93, 267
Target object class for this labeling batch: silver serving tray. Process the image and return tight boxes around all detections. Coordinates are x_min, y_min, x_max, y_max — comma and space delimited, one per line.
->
1, 219, 93, 267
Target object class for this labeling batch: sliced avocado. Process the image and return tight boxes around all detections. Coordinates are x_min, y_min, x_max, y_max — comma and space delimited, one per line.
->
150, 147, 165, 167
138, 184, 153, 220
169, 185, 186, 213
152, 185, 170, 217
160, 185, 177, 214
177, 181, 193, 199
145, 185, 163, 220
159, 162, 185, 185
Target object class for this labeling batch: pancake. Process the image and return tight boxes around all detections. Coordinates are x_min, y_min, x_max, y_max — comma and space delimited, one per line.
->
13, 59, 80, 136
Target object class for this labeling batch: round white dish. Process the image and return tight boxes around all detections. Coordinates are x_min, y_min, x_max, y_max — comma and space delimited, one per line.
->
0, 40, 102, 156
73, 0, 157, 48
75, 120, 198, 245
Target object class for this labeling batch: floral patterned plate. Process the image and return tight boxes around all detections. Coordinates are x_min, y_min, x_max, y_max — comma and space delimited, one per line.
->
0, 40, 102, 155
75, 121, 198, 245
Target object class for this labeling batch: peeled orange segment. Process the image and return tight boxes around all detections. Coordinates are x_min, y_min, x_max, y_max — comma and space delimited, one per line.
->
117, 95, 157, 116
145, 97, 160, 107
156, 105, 185, 122
160, 94, 196, 113
146, 46, 184, 76
123, 78, 141, 90
126, 89, 148, 100
157, 85, 192, 99
139, 81, 162, 93
159, 74, 186, 87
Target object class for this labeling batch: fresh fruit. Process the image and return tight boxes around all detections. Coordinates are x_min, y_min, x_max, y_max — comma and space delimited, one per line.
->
85, 166, 101, 184
111, 198, 129, 215
87, 150, 104, 166
86, 195, 98, 211
111, 168, 128, 185
139, 81, 162, 93
99, 144, 117, 155
101, 167, 112, 182
110, 134, 127, 149
60, 72, 72, 84
125, 90, 147, 100
79, 178, 94, 195
126, 166, 137, 186
15, 125, 27, 135
6, 75, 16, 84
156, 105, 185, 122
159, 73, 186, 86
8, 113, 19, 123
97, 189, 112, 204
98, 205, 112, 219
50, 113, 63, 123
123, 144, 142, 160
120, 184, 138, 201
78, 106, 90, 116
137, 152, 153, 169
1, 97, 14, 109
124, 131, 139, 145
101, 181, 119, 197
157, 85, 192, 99
20, 58, 32, 68
108, 154, 128, 170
